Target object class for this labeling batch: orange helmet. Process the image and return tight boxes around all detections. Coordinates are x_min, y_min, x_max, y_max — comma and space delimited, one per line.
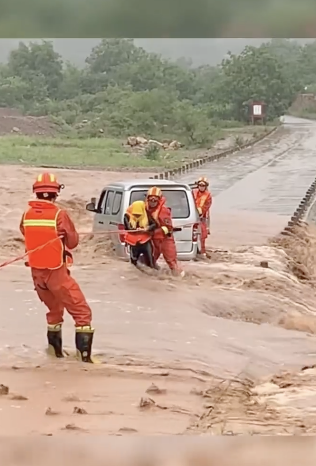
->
147, 186, 162, 198
32, 173, 64, 194
197, 176, 209, 186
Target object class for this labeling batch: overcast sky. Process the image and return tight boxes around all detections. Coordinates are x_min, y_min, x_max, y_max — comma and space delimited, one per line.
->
0, 38, 312, 67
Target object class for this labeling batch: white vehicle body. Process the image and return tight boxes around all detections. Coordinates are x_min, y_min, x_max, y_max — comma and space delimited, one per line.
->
86, 179, 203, 261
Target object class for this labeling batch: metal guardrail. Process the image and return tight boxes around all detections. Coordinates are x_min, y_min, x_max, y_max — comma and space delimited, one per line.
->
151, 126, 279, 180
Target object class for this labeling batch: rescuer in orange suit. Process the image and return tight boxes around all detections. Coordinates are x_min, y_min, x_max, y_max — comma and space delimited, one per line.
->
19, 172, 95, 363
193, 176, 212, 258
124, 200, 158, 269
145, 187, 184, 276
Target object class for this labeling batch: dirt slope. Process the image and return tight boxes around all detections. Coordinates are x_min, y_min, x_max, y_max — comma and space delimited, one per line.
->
0, 108, 56, 136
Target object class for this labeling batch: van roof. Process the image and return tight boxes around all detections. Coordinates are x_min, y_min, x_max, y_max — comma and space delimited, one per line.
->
103, 178, 191, 191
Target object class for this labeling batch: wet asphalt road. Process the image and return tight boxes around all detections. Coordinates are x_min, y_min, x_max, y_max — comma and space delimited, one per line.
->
180, 116, 316, 216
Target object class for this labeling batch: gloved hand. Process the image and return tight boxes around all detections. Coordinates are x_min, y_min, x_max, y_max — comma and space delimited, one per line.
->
161, 226, 169, 235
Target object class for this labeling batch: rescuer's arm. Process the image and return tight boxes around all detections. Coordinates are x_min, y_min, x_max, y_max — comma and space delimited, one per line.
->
124, 213, 134, 230
19, 214, 25, 236
159, 206, 173, 236
57, 210, 79, 250
147, 214, 158, 232
200, 192, 212, 217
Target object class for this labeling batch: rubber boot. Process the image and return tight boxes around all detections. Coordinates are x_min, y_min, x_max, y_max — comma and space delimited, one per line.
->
171, 268, 185, 278
75, 326, 96, 363
47, 323, 64, 358
196, 251, 207, 261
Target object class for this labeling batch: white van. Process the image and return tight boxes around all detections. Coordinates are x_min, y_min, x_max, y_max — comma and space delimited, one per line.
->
86, 179, 202, 261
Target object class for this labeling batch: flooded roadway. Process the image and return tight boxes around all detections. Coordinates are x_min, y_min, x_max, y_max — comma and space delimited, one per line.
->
181, 116, 316, 214
181, 116, 316, 246
2, 263, 316, 376
1, 116, 316, 435
1, 114, 316, 372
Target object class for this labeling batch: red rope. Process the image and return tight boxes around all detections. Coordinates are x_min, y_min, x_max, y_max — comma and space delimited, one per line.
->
0, 230, 126, 269
0, 229, 147, 269
0, 222, 196, 269
0, 236, 64, 269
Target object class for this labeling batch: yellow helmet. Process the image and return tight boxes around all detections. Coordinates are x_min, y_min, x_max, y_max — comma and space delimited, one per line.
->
147, 186, 162, 198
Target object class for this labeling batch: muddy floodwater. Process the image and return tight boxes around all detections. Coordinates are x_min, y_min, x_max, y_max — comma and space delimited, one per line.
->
1, 116, 316, 437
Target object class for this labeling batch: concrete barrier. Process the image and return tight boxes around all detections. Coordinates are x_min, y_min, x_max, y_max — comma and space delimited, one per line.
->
281, 176, 316, 236
150, 126, 279, 180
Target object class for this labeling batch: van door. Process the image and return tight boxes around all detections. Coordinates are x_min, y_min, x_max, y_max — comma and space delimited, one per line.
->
110, 189, 127, 253
94, 189, 115, 231
94, 189, 106, 230
111, 190, 123, 220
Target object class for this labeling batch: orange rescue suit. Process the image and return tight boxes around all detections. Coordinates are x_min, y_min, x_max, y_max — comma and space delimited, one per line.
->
22, 200, 65, 268
193, 189, 212, 254
146, 197, 173, 239
20, 200, 92, 327
193, 189, 212, 219
146, 196, 180, 271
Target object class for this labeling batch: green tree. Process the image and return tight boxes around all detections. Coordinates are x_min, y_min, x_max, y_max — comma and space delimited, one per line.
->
7, 41, 63, 98
193, 65, 226, 105
173, 100, 216, 145
0, 76, 29, 108
111, 88, 179, 136
58, 63, 84, 100
221, 44, 296, 120
85, 39, 146, 74
297, 42, 316, 87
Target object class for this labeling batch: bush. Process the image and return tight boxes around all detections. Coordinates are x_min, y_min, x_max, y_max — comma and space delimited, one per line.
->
143, 144, 161, 161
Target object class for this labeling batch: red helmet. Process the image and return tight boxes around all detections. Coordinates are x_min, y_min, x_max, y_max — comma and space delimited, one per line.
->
32, 173, 64, 194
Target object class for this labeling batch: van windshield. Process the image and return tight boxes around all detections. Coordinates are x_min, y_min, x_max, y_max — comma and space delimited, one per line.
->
130, 189, 190, 219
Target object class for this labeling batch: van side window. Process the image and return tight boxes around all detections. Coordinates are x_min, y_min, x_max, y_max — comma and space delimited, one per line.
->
112, 191, 123, 215
103, 190, 114, 214
97, 190, 107, 213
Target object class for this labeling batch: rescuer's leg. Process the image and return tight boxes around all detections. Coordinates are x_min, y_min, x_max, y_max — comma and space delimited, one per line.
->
46, 267, 92, 326
142, 241, 156, 268
75, 325, 95, 363
31, 269, 65, 358
130, 245, 141, 266
161, 236, 181, 272
199, 221, 208, 255
60, 275, 95, 363
46, 323, 64, 358
152, 239, 163, 270
45, 266, 95, 363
